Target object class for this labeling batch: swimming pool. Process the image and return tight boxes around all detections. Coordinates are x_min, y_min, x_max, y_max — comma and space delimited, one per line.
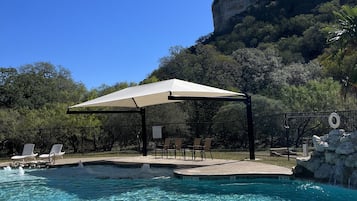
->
1, 164, 356, 201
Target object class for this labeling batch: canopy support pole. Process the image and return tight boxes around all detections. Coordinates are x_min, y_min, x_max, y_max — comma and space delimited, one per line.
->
141, 108, 147, 156
168, 94, 255, 160
245, 95, 255, 160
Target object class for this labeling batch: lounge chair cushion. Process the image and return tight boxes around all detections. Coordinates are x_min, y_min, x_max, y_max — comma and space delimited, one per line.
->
11, 143, 38, 160
39, 144, 65, 159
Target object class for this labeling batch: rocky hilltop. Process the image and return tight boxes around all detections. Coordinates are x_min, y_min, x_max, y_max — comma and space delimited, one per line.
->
212, 0, 257, 34
211, 0, 333, 34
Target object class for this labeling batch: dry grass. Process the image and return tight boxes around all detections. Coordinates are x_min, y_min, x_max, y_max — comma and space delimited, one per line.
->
211, 151, 297, 169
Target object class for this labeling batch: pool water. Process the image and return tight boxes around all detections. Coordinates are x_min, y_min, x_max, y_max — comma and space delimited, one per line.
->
0, 164, 356, 201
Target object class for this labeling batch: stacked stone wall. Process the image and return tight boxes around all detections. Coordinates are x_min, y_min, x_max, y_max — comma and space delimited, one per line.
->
295, 129, 357, 188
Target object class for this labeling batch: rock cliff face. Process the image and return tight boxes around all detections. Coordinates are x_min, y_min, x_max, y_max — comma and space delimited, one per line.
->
212, 0, 256, 34
295, 129, 357, 188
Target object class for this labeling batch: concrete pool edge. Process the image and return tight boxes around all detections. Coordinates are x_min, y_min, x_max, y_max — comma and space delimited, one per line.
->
174, 173, 293, 180
1, 156, 294, 180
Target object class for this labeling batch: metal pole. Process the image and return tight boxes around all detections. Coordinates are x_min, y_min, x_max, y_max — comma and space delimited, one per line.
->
284, 113, 290, 161
141, 108, 147, 156
246, 95, 255, 160
168, 95, 256, 159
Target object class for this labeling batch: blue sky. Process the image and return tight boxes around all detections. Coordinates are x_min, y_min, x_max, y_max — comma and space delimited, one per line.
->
0, 0, 214, 89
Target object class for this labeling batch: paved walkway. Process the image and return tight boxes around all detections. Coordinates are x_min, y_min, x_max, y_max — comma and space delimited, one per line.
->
174, 161, 293, 178
1, 155, 293, 178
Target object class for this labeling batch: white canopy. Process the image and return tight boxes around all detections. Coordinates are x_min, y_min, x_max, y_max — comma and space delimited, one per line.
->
68, 78, 255, 159
70, 78, 243, 109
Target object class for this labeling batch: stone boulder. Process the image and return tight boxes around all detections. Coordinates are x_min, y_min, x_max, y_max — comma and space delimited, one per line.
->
336, 141, 355, 155
345, 153, 357, 168
312, 135, 328, 152
326, 129, 344, 151
295, 129, 357, 187
325, 151, 338, 164
314, 163, 333, 180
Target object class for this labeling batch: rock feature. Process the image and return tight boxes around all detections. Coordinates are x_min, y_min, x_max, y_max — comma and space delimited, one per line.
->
295, 129, 357, 188
212, 0, 256, 34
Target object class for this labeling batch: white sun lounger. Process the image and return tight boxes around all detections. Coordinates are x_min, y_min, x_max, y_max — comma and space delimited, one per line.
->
39, 144, 65, 164
11, 143, 38, 162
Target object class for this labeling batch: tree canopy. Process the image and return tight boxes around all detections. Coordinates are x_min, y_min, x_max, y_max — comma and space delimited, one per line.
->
1, 1, 357, 156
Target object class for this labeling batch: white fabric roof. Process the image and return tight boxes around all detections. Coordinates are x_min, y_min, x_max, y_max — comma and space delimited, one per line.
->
70, 78, 243, 108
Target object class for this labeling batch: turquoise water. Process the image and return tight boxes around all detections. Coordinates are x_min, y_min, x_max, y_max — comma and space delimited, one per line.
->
0, 165, 356, 201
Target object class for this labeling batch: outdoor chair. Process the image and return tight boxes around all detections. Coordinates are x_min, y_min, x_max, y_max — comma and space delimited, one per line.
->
184, 138, 202, 160
11, 143, 38, 164
168, 138, 183, 159
154, 138, 171, 158
199, 138, 213, 160
39, 144, 65, 164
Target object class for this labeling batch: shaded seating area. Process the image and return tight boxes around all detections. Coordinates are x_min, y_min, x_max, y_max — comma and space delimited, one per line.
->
67, 78, 255, 160
153, 137, 213, 160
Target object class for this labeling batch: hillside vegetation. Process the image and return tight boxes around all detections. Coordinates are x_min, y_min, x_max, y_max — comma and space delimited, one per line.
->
0, 0, 356, 156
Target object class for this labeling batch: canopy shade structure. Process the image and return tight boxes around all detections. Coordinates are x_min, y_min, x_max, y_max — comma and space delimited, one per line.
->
70, 78, 244, 109
68, 78, 254, 159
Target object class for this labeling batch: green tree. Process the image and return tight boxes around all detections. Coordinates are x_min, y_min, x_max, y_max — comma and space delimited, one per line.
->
0, 62, 88, 154
212, 95, 286, 149
280, 78, 343, 112
0, 62, 85, 109
321, 5, 357, 85
267, 61, 323, 97
316, 0, 340, 22
301, 24, 328, 60
276, 35, 304, 63
251, 95, 287, 148
0, 109, 20, 155
231, 48, 283, 94
154, 44, 240, 90
328, 5, 357, 53
101, 113, 141, 151
152, 45, 243, 139
212, 103, 246, 149
279, 78, 351, 147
